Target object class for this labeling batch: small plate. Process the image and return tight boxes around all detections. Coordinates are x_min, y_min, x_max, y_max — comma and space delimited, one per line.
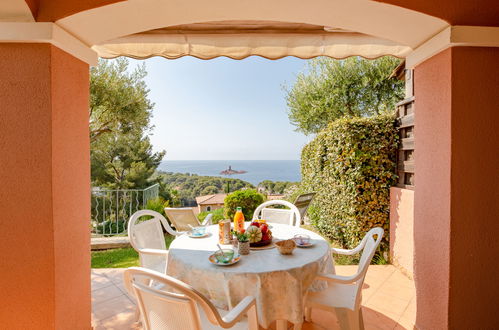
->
208, 253, 241, 266
295, 241, 315, 248
188, 232, 210, 238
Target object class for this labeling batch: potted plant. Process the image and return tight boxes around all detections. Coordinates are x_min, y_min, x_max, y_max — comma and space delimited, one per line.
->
232, 229, 250, 255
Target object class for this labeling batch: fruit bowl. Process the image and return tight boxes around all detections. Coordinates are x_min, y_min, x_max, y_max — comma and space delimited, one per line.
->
250, 238, 272, 247
247, 221, 272, 247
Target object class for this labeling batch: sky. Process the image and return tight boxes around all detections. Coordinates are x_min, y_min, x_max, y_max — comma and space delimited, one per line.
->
125, 56, 312, 160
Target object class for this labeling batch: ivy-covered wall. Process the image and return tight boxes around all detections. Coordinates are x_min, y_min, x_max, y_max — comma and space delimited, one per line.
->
301, 114, 399, 250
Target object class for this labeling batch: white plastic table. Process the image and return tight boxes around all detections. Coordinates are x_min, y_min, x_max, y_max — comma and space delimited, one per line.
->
167, 223, 334, 329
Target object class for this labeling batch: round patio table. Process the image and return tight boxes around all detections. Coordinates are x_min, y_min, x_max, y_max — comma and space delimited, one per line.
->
166, 223, 334, 329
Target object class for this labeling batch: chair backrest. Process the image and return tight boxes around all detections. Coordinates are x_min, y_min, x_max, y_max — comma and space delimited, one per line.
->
252, 200, 301, 227
293, 192, 315, 222
128, 210, 176, 272
124, 267, 227, 330
164, 208, 200, 232
351, 227, 384, 309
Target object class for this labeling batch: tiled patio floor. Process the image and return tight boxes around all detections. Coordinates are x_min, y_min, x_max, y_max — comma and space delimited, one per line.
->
92, 265, 415, 329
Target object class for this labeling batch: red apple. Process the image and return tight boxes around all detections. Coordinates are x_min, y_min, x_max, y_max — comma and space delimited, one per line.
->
260, 224, 268, 234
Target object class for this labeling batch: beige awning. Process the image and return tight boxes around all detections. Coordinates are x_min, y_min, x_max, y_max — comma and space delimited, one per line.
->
93, 21, 411, 60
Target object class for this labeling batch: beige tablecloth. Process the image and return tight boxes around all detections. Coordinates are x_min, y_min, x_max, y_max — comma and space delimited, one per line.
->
167, 223, 334, 327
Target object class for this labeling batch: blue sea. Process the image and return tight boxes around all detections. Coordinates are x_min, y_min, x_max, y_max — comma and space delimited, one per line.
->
158, 160, 301, 185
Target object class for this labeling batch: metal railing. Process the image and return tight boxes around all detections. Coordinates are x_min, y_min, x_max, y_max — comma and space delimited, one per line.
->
91, 183, 159, 236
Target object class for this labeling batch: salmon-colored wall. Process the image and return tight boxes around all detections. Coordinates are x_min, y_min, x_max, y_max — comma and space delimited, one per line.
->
413, 48, 452, 330
0, 43, 56, 329
447, 47, 499, 329
51, 46, 91, 329
0, 44, 90, 329
414, 47, 499, 329
389, 187, 414, 278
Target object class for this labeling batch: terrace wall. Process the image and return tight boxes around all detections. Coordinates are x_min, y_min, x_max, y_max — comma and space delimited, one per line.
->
389, 187, 414, 278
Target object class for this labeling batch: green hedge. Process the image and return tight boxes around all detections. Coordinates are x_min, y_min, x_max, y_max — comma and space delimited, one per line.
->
301, 114, 398, 250
224, 190, 265, 221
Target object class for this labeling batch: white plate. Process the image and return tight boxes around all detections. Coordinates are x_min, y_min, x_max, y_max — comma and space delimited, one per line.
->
208, 253, 241, 266
188, 232, 210, 238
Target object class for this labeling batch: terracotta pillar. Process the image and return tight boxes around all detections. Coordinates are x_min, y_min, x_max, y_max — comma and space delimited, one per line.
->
0, 44, 90, 329
414, 47, 499, 329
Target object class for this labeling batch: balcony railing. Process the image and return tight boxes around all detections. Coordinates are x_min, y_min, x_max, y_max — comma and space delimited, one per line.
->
91, 183, 159, 236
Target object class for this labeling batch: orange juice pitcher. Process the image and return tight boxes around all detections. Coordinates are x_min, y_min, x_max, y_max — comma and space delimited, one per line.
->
233, 207, 245, 233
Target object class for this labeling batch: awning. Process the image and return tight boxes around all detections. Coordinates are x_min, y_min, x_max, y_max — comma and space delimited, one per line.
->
93, 21, 411, 60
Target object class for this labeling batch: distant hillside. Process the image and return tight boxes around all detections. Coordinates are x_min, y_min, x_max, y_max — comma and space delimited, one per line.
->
257, 180, 299, 194
156, 171, 254, 206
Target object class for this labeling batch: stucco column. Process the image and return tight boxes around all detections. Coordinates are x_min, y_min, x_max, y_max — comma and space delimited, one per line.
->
0, 44, 90, 329
414, 47, 499, 329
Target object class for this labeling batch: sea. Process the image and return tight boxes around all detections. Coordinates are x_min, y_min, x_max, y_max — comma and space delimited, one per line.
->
158, 160, 301, 185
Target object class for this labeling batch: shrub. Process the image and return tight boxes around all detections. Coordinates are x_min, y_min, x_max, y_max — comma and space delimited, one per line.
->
301, 113, 398, 250
145, 197, 169, 216
96, 220, 126, 235
197, 207, 225, 224
224, 190, 265, 221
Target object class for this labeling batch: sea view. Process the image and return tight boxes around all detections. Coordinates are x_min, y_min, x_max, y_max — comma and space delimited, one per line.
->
159, 160, 301, 185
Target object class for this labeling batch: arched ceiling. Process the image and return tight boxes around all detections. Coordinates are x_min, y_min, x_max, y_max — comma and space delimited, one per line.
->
2, 0, 497, 65
56, 0, 448, 49
21, 0, 499, 27
0, 0, 34, 21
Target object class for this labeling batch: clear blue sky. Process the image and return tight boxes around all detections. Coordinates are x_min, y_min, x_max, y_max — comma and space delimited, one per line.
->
125, 56, 311, 160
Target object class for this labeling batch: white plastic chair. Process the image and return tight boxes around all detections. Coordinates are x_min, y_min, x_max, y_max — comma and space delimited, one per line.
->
124, 267, 259, 330
252, 200, 301, 227
164, 207, 213, 232
304, 227, 384, 330
128, 210, 182, 274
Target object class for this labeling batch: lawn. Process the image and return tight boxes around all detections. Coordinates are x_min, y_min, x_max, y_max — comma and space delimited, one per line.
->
91, 235, 175, 268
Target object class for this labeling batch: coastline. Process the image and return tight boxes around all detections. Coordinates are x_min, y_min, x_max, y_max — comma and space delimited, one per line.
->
158, 160, 301, 185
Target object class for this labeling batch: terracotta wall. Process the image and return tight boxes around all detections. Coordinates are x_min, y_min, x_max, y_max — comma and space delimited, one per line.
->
389, 187, 414, 278
447, 47, 499, 329
414, 48, 452, 330
0, 44, 90, 329
380, 0, 499, 26
51, 46, 91, 329
414, 47, 499, 329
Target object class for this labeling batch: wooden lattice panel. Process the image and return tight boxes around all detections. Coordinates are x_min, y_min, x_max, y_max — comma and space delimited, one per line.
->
396, 97, 415, 189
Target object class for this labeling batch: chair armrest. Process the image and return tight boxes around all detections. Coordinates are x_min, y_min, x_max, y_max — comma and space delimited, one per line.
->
138, 248, 169, 256
221, 296, 256, 326
331, 247, 358, 255
202, 213, 213, 226
315, 273, 358, 284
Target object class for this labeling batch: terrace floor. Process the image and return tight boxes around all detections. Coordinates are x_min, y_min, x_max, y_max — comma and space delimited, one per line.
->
92, 265, 416, 329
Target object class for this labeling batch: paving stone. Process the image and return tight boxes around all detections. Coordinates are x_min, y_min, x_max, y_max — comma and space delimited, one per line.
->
91, 265, 415, 329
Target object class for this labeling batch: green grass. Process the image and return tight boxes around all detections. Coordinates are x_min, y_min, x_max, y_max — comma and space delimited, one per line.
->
91, 235, 175, 268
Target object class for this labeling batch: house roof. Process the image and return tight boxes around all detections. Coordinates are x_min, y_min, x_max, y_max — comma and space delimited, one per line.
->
267, 194, 285, 200
196, 193, 227, 205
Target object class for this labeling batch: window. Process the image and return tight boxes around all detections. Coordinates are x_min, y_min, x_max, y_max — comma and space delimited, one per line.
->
207, 206, 211, 211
